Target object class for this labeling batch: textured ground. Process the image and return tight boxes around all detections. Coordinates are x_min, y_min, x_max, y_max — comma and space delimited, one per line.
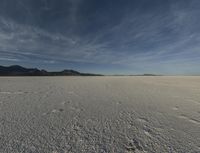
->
0, 76, 200, 153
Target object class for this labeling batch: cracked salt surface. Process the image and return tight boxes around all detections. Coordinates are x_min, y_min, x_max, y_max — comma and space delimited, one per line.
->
0, 76, 200, 152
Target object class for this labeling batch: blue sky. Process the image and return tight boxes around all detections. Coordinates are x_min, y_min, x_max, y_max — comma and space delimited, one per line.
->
0, 0, 200, 75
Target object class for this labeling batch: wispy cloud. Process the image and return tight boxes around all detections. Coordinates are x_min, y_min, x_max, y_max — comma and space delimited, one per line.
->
0, 57, 20, 62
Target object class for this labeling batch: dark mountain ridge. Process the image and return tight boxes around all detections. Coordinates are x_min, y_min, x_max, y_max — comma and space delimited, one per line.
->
0, 65, 102, 76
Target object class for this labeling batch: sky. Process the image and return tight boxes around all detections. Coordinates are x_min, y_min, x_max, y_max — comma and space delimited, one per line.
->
0, 0, 200, 75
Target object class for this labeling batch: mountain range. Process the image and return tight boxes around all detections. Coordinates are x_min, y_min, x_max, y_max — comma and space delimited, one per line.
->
0, 65, 102, 76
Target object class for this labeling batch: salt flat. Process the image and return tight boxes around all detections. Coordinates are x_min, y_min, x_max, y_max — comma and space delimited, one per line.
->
0, 76, 200, 153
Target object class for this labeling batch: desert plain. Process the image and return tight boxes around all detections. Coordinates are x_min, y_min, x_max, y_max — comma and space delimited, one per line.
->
0, 76, 200, 153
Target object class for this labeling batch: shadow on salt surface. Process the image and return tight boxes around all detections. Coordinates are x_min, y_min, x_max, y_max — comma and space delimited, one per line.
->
124, 138, 147, 153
